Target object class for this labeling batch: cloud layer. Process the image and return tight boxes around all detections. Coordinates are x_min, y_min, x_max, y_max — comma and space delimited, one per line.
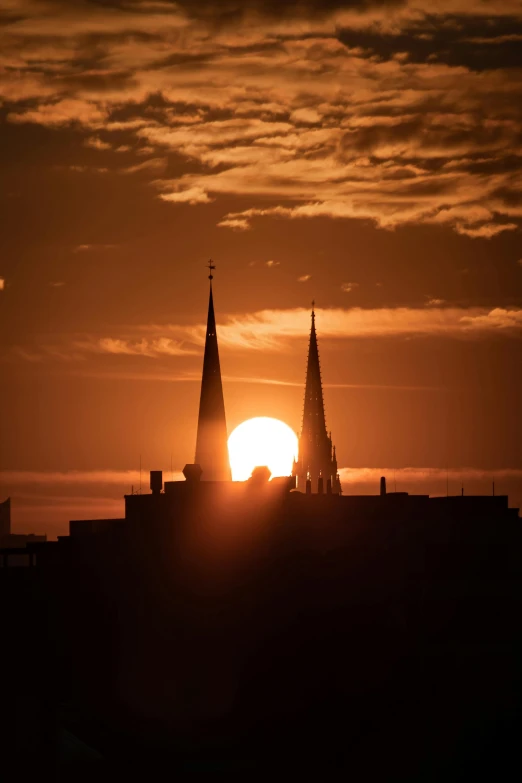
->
7, 305, 522, 364
1, 1, 522, 238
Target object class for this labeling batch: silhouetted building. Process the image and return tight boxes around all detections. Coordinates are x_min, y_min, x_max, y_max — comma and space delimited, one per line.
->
0, 496, 47, 558
194, 262, 231, 481
293, 306, 341, 493
0, 496, 10, 538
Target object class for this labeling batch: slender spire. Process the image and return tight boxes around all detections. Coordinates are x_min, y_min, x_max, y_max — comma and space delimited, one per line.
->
292, 304, 341, 494
302, 302, 327, 446
194, 262, 231, 481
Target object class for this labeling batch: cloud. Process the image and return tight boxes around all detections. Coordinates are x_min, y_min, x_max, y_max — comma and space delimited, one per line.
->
49, 281, 65, 287
10, 305, 522, 366
462, 35, 522, 45
291, 107, 322, 124
69, 165, 108, 174
265, 260, 280, 267
298, 275, 311, 282
217, 216, 249, 230
123, 157, 167, 174
0, 278, 4, 291
8, 99, 107, 128
0, 469, 149, 487
209, 306, 522, 349
73, 244, 117, 253
426, 297, 445, 306
341, 282, 358, 293
459, 308, 522, 330
84, 136, 111, 151
455, 222, 518, 238
78, 337, 198, 358
159, 186, 212, 204
338, 466, 522, 496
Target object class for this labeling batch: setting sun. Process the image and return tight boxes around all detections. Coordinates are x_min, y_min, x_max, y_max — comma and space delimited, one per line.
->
228, 418, 298, 482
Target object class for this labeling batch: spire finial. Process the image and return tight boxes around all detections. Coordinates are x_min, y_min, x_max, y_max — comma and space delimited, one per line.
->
311, 299, 315, 323
207, 259, 216, 281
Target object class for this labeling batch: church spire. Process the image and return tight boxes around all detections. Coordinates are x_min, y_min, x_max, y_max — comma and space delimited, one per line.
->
292, 304, 341, 494
303, 300, 327, 446
194, 261, 231, 481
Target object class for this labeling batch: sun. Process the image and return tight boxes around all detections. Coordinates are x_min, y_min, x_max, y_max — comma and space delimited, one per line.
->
228, 417, 299, 482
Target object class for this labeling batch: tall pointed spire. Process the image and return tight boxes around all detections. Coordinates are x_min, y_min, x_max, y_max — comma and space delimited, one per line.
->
194, 261, 231, 481
292, 304, 341, 494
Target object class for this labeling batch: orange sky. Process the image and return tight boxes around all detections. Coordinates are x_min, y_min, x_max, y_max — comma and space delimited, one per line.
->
1, 0, 522, 536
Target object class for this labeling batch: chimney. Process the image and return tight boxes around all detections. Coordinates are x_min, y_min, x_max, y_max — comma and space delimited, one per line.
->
150, 470, 163, 495
380, 476, 387, 496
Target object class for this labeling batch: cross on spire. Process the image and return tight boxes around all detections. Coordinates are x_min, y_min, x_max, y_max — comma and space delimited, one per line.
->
207, 259, 216, 281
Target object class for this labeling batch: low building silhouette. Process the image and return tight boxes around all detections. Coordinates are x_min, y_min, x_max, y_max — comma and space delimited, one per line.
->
0, 497, 47, 566
4, 465, 520, 779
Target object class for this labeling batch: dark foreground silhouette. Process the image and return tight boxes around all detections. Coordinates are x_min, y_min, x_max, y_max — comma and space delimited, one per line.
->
3, 481, 521, 781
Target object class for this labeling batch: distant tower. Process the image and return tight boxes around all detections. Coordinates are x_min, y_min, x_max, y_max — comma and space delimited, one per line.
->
194, 261, 231, 481
293, 304, 341, 494
0, 497, 11, 540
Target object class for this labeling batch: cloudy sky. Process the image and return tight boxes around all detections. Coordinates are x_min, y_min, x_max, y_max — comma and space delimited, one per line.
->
1, 0, 522, 535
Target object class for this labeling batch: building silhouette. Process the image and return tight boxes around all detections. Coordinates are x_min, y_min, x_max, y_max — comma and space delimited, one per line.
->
194, 261, 231, 481
0, 496, 46, 562
2, 274, 522, 780
293, 305, 341, 493
0, 496, 10, 539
